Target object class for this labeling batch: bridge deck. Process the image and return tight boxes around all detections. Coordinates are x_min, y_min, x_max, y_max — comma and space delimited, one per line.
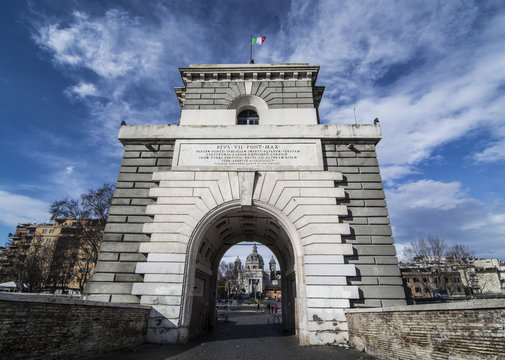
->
86, 311, 376, 359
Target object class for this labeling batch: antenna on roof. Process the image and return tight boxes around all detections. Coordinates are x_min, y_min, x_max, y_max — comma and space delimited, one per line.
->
353, 106, 357, 125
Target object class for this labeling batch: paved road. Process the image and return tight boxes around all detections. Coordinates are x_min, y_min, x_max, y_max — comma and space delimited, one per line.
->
87, 311, 376, 360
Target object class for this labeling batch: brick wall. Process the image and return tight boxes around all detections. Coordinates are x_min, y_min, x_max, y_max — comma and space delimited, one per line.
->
322, 140, 406, 307
0, 293, 150, 359
345, 299, 505, 359
85, 141, 174, 303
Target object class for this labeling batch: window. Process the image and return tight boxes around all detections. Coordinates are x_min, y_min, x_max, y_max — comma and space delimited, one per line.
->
49, 229, 54, 234
42, 229, 47, 234
415, 287, 421, 293
237, 110, 259, 125
46, 238, 51, 243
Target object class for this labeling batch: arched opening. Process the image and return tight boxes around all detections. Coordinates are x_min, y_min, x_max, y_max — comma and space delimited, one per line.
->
237, 109, 259, 125
229, 95, 268, 126
181, 203, 300, 341
217, 242, 280, 300
215, 243, 282, 332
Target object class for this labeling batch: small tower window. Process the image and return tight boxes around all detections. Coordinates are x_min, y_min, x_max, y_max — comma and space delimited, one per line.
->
237, 110, 259, 125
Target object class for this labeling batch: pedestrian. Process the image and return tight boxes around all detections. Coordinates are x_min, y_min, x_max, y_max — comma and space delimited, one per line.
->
274, 304, 278, 314
267, 303, 271, 313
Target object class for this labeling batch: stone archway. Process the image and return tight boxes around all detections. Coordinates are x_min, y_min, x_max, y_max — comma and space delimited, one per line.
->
179, 200, 309, 343
85, 62, 407, 348
132, 169, 356, 345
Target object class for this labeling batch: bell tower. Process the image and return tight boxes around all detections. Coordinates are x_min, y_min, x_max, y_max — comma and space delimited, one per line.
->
270, 256, 276, 273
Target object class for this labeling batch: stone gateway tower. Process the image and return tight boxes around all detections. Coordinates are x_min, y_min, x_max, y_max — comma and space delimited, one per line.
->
84, 63, 406, 345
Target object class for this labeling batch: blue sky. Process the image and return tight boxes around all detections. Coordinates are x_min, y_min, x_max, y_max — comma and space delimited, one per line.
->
1, 0, 505, 262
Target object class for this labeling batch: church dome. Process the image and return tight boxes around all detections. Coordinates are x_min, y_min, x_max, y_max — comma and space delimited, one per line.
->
246, 244, 264, 266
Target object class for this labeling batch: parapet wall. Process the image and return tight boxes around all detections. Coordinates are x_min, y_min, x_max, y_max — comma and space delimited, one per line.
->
0, 293, 150, 359
345, 299, 505, 359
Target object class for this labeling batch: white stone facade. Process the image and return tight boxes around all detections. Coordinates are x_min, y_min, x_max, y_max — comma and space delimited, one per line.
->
84, 63, 406, 345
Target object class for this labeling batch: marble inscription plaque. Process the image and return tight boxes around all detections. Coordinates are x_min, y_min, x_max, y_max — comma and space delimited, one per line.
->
173, 139, 323, 170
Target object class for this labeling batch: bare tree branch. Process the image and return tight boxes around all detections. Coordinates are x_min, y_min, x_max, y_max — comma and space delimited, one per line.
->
49, 183, 114, 292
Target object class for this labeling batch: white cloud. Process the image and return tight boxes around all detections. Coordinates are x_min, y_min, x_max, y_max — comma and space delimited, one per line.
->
65, 82, 97, 98
386, 180, 505, 259
263, 1, 505, 176
393, 243, 409, 263
319, 35, 505, 172
32, 7, 209, 155
380, 165, 417, 184
0, 190, 50, 228
275, 3, 505, 260
474, 139, 505, 163
35, 10, 162, 79
387, 180, 469, 211
270, 1, 481, 76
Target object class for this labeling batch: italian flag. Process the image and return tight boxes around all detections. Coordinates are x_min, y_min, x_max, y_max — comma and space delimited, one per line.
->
252, 36, 266, 45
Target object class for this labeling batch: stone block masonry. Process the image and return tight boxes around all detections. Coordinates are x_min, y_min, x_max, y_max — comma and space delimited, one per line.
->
0, 293, 150, 359
323, 141, 406, 308
85, 123, 407, 345
183, 79, 314, 109
345, 299, 505, 360
177, 64, 320, 110
85, 142, 175, 304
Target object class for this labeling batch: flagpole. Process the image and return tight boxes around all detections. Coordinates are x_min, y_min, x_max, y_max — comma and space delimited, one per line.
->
250, 35, 253, 63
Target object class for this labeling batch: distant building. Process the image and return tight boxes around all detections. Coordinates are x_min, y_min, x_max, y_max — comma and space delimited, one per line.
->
400, 256, 505, 301
225, 245, 281, 297
463, 258, 505, 295
238, 244, 268, 294
0, 220, 103, 294
0, 246, 8, 282
401, 266, 465, 299
264, 255, 282, 300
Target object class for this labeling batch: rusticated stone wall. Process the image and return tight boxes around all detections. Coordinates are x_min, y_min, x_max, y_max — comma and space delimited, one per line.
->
85, 141, 174, 304
345, 300, 505, 360
322, 141, 406, 308
0, 293, 150, 359
182, 79, 315, 109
